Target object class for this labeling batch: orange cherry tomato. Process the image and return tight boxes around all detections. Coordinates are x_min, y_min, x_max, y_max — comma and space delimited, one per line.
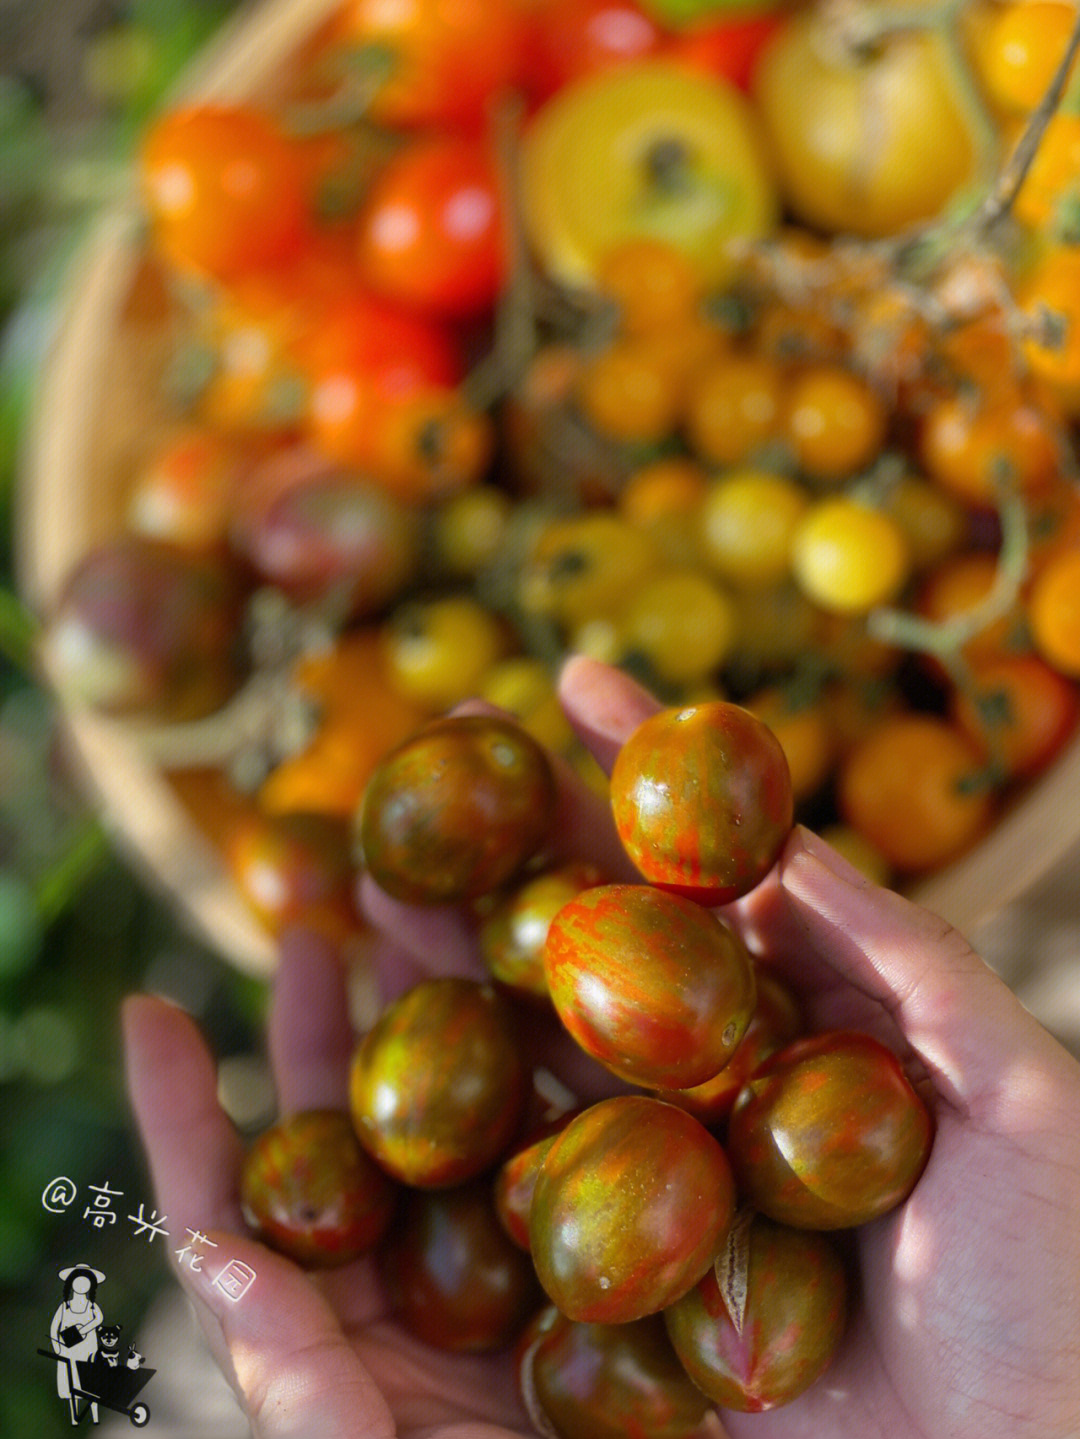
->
258, 630, 429, 819
684, 351, 786, 467
595, 237, 703, 337
976, 0, 1079, 115
1027, 546, 1080, 677
356, 134, 506, 318
1013, 111, 1080, 233
330, 0, 528, 130
838, 713, 995, 872
782, 364, 887, 482
1020, 246, 1080, 416
140, 104, 311, 284
950, 653, 1080, 779
368, 388, 495, 502
919, 390, 1061, 508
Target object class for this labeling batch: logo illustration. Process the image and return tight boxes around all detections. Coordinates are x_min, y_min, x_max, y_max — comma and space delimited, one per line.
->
37, 1264, 156, 1427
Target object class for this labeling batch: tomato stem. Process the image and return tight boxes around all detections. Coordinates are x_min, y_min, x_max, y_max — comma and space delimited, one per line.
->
973, 7, 1080, 232
867, 475, 1029, 660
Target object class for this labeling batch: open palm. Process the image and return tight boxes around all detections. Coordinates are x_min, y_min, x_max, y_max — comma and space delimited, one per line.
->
124, 657, 1080, 1439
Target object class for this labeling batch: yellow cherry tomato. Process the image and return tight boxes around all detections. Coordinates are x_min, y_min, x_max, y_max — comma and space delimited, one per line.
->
753, 11, 979, 237
700, 470, 810, 588
616, 569, 738, 685
381, 596, 510, 710
479, 656, 576, 753
791, 497, 910, 614
521, 60, 777, 290
519, 513, 659, 629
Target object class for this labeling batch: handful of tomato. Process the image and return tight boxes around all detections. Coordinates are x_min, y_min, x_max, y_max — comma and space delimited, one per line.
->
237, 704, 934, 1424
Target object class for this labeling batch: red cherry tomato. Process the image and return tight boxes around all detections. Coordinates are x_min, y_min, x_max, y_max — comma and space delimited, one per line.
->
663, 10, 784, 91
330, 0, 528, 130
356, 134, 505, 319
140, 104, 311, 284
526, 0, 664, 102
294, 290, 461, 466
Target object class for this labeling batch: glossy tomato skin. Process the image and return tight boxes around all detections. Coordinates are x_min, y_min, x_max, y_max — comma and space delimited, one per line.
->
226, 811, 356, 943
349, 977, 528, 1187
518, 1304, 715, 1439
495, 1108, 582, 1248
727, 1031, 934, 1229
356, 135, 505, 319
230, 472, 420, 615
480, 861, 605, 1000
240, 1110, 397, 1266
753, 12, 977, 237
140, 104, 310, 283
529, 1095, 735, 1322
296, 291, 461, 470
654, 970, 803, 1124
45, 537, 244, 722
610, 702, 793, 905
543, 883, 757, 1088
331, 0, 527, 131
525, 0, 664, 102
663, 1212, 847, 1411
356, 714, 556, 904
380, 1181, 541, 1352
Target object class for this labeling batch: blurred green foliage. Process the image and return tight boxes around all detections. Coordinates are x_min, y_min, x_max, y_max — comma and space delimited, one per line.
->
0, 2, 271, 1427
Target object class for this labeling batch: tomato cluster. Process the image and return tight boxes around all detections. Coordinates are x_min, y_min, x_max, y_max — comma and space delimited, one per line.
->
238, 706, 934, 1422
41, 0, 1080, 929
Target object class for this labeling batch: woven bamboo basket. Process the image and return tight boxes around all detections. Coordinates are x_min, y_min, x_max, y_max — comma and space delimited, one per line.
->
16, 0, 1080, 978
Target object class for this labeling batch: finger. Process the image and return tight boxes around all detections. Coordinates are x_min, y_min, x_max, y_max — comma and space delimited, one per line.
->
556, 654, 662, 774
122, 994, 245, 1234
773, 826, 1072, 1116
357, 880, 486, 978
178, 1229, 395, 1439
268, 928, 355, 1113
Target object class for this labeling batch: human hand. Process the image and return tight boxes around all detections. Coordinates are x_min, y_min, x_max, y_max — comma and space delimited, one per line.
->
123, 656, 1080, 1439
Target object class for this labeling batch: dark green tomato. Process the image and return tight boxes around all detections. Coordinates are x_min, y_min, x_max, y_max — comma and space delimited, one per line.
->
530, 1095, 735, 1323
349, 977, 528, 1187
610, 702, 793, 905
45, 536, 244, 721
231, 471, 419, 616
480, 861, 604, 1000
240, 1110, 397, 1266
654, 971, 804, 1125
518, 1304, 715, 1439
663, 1211, 847, 1411
226, 810, 356, 942
379, 1181, 542, 1352
543, 884, 756, 1089
495, 1108, 582, 1249
356, 714, 557, 904
727, 1030, 934, 1229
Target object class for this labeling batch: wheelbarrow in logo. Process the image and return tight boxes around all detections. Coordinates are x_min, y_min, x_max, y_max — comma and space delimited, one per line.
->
37, 1264, 156, 1428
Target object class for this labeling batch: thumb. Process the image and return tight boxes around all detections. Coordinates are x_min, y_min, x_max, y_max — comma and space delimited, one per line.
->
177, 1230, 395, 1439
